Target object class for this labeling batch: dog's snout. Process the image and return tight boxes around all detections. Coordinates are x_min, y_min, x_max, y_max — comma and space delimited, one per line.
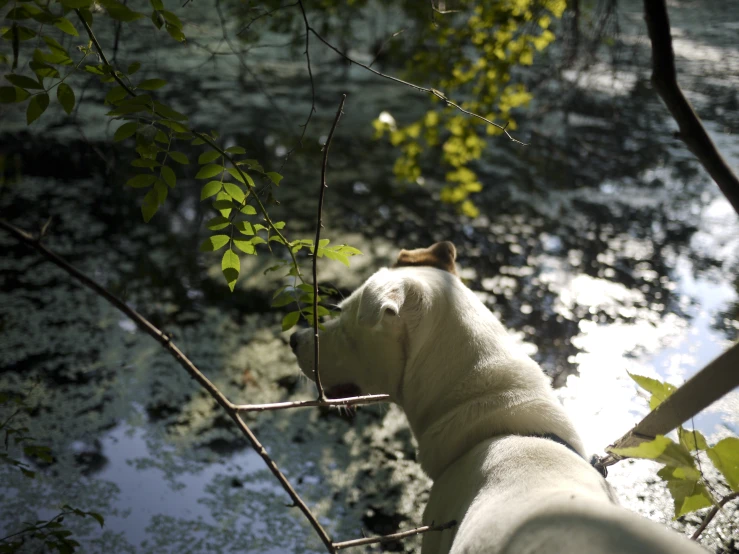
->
289, 332, 299, 352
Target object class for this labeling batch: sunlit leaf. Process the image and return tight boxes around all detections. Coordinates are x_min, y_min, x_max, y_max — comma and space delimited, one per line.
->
206, 216, 230, 231
678, 428, 708, 452
265, 171, 283, 186
628, 373, 677, 410
235, 221, 254, 235
199, 235, 230, 252
609, 435, 696, 469
225, 146, 245, 154
233, 239, 255, 255
222, 249, 240, 292
239, 205, 256, 215
200, 181, 222, 200
707, 437, 739, 491
195, 164, 223, 179
665, 478, 713, 518
281, 311, 300, 332
223, 182, 245, 203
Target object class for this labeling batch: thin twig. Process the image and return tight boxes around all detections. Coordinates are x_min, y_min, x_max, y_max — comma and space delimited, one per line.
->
691, 491, 739, 541
237, 1, 299, 36
0, 219, 334, 553
300, 17, 525, 144
296, 0, 317, 144
333, 520, 457, 550
369, 28, 405, 68
643, 0, 739, 216
234, 393, 390, 413
311, 94, 346, 401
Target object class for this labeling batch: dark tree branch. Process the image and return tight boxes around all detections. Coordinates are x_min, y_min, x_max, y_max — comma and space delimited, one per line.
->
643, 0, 739, 216
333, 520, 457, 551
691, 491, 739, 541
0, 219, 334, 553
311, 94, 346, 401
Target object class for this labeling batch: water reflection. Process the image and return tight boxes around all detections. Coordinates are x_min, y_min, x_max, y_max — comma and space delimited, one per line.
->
1, 0, 738, 551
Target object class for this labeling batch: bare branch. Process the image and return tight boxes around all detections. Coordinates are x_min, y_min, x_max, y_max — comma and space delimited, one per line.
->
0, 218, 334, 552
333, 520, 457, 551
643, 0, 739, 216
237, 1, 300, 36
234, 393, 390, 413
691, 492, 739, 541
303, 21, 526, 144
297, 0, 317, 143
310, 94, 346, 401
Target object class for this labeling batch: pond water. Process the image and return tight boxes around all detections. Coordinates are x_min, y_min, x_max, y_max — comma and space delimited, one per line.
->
1, 0, 738, 552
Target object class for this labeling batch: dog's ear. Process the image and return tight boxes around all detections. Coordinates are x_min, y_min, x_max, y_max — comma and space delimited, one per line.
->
394, 241, 458, 275
356, 281, 405, 328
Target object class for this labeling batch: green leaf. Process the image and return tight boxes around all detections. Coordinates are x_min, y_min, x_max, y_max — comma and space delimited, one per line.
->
322, 249, 350, 267
665, 478, 713, 518
200, 181, 222, 200
137, 78, 167, 91
161, 165, 176, 188
250, 236, 266, 246
707, 437, 739, 491
141, 189, 159, 222
227, 167, 255, 187
153, 101, 187, 121
160, 10, 182, 28
678, 428, 708, 452
336, 244, 363, 256
272, 292, 296, 308
131, 158, 160, 169
26, 93, 49, 124
105, 86, 128, 105
199, 235, 230, 252
282, 311, 300, 332
158, 119, 189, 133
265, 172, 283, 186
126, 174, 157, 188
155, 179, 168, 205
609, 435, 696, 469
223, 182, 245, 203
222, 249, 240, 292
53, 17, 78, 36
225, 146, 245, 154
87, 512, 104, 528
195, 164, 224, 179
239, 205, 256, 215
235, 221, 254, 236
627, 373, 677, 410
150, 0, 164, 9
56, 83, 75, 114
0, 86, 29, 103
5, 73, 43, 89
198, 150, 221, 164
20, 468, 36, 479
165, 23, 185, 42
206, 216, 230, 231
100, 0, 145, 22
233, 239, 255, 255
168, 151, 189, 165
127, 61, 141, 75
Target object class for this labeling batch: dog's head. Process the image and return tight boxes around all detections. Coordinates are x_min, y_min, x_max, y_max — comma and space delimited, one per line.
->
289, 242, 458, 400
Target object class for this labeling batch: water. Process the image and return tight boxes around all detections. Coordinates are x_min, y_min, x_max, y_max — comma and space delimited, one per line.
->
1, 0, 738, 552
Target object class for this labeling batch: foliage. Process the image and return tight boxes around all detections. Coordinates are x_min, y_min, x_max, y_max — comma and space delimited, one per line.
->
0, 0, 363, 329
608, 374, 739, 520
373, 0, 566, 217
0, 392, 104, 553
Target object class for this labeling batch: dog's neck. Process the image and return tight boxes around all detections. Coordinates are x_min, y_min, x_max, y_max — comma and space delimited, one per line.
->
397, 280, 585, 480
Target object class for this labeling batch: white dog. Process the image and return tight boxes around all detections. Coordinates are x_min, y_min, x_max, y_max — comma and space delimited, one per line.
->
290, 242, 705, 554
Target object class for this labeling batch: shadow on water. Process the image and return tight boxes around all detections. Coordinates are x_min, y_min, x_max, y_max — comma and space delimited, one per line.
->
1, 0, 738, 552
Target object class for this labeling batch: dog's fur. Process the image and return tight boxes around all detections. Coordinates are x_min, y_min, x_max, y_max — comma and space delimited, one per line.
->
291, 243, 705, 553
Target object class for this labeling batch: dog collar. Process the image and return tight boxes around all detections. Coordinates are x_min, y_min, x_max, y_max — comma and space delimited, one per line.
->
532, 433, 608, 478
